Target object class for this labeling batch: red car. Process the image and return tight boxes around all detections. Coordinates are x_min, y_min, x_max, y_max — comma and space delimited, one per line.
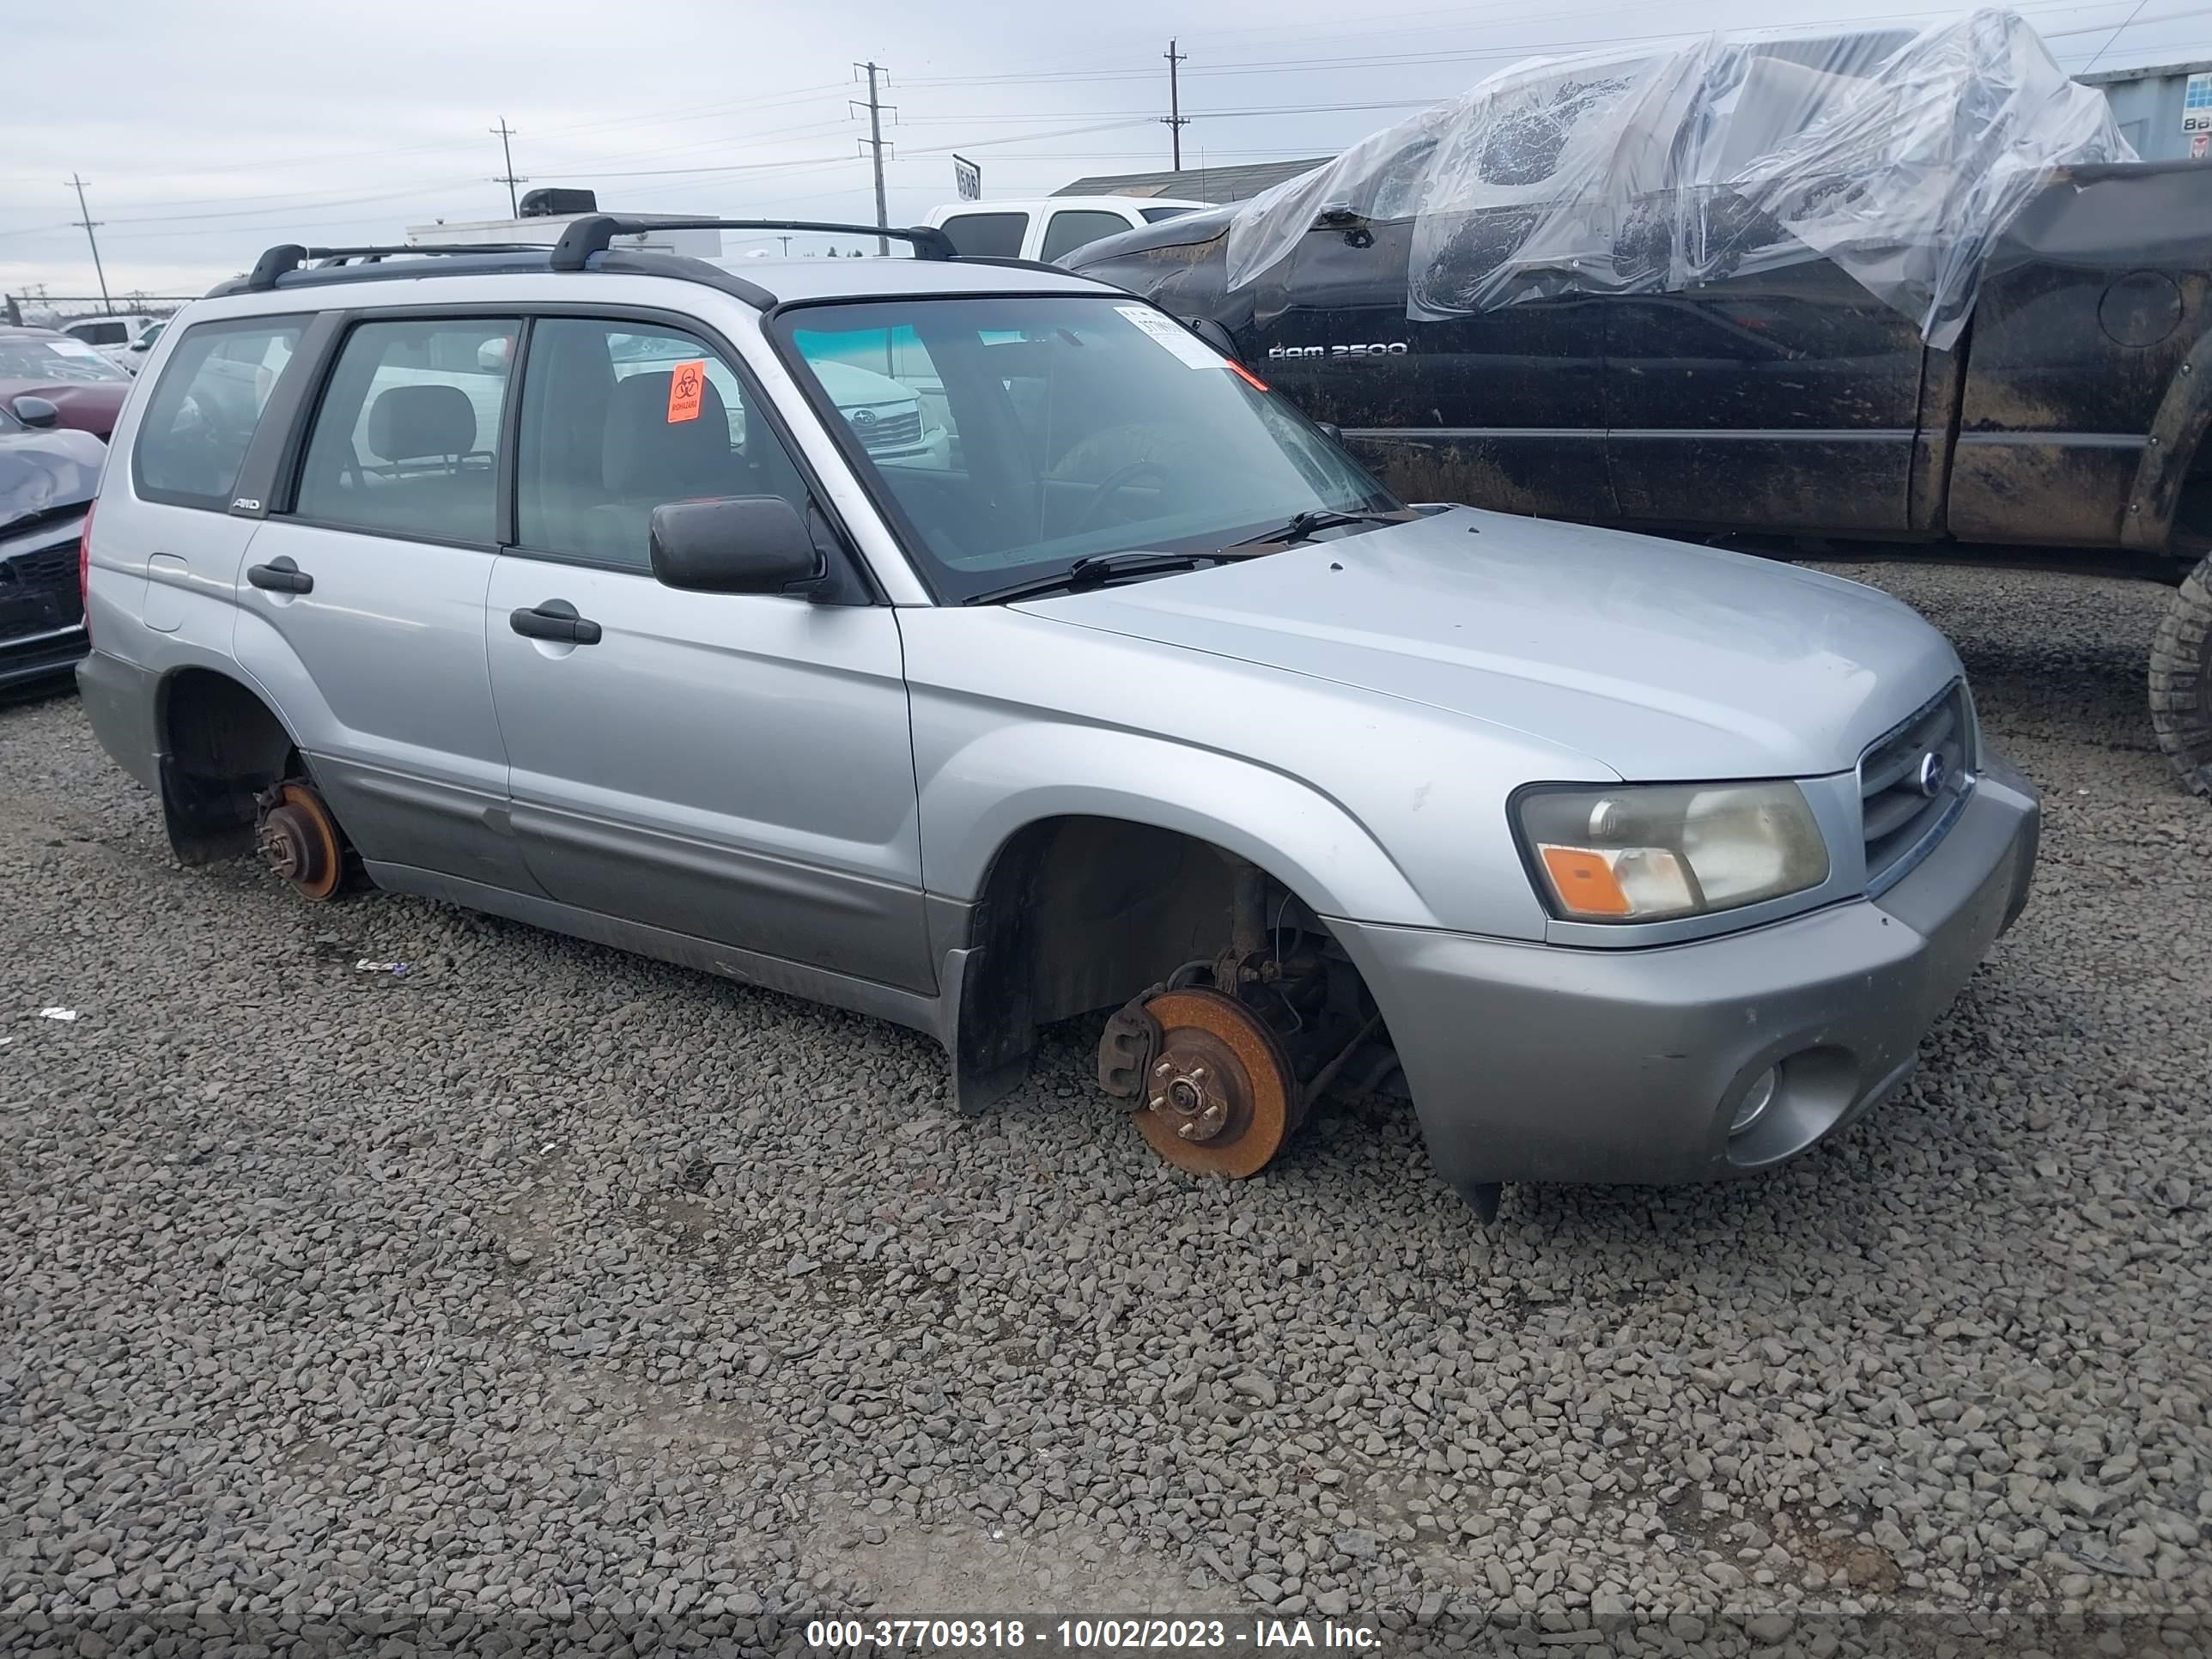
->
0, 325, 132, 441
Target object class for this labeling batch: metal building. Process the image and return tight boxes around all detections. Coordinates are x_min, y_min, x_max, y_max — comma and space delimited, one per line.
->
1051, 161, 1332, 206
2079, 58, 2212, 161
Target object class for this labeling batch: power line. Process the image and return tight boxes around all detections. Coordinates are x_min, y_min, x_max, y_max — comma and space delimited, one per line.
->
1164, 39, 1190, 171
853, 62, 894, 256
490, 118, 526, 217
66, 175, 112, 313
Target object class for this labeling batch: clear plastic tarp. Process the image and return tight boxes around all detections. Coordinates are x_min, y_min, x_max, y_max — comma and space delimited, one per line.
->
1222, 9, 2134, 349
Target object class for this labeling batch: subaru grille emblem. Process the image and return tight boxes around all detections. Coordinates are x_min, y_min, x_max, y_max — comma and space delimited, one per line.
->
849, 407, 878, 429
1916, 751, 1948, 798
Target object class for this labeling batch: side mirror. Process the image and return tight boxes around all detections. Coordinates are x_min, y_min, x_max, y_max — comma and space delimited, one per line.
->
11, 395, 60, 429
1183, 317, 1243, 362
1314, 421, 1346, 447
649, 495, 824, 595
1312, 204, 1363, 230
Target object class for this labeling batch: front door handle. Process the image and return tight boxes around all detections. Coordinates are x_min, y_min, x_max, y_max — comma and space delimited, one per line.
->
246, 556, 313, 594
509, 599, 602, 645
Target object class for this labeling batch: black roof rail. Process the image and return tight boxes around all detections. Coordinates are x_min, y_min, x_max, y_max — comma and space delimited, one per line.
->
228, 241, 562, 294
955, 255, 1097, 279
549, 216, 957, 270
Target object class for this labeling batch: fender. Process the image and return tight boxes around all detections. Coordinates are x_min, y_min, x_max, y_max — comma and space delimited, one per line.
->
918, 719, 1449, 929
2120, 325, 2212, 553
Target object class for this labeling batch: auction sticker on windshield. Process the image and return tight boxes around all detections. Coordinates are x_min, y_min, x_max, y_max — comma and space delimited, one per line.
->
1116, 305, 1224, 369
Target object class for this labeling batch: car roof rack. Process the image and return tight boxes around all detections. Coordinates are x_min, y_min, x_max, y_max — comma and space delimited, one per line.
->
213, 218, 1070, 306
228, 241, 561, 294
547, 216, 957, 270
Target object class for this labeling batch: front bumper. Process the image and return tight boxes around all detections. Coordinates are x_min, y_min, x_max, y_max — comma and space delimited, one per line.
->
1331, 757, 2040, 1198
0, 623, 87, 694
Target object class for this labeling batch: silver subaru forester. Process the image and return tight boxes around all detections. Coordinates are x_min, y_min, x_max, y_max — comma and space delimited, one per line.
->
74, 217, 2038, 1215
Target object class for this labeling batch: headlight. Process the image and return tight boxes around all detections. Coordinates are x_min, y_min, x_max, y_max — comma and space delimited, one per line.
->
1515, 781, 1829, 924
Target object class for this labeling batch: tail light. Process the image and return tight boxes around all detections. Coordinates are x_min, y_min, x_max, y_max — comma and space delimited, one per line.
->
78, 501, 94, 645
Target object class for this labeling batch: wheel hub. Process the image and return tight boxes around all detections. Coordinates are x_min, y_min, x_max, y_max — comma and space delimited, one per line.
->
1149, 1041, 1233, 1142
1131, 987, 1302, 1178
255, 781, 343, 902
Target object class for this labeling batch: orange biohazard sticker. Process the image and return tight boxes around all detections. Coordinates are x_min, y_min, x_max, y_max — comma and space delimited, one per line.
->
666, 360, 707, 423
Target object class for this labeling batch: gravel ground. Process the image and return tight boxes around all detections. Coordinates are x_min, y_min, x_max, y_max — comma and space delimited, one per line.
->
2, 560, 2208, 1658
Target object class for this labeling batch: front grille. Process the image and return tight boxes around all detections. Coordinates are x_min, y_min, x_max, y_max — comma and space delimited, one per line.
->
1859, 682, 1974, 890
3, 545, 76, 589
0, 538, 84, 639
849, 404, 923, 450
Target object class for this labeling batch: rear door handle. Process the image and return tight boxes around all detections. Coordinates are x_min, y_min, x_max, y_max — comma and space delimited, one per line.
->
509, 600, 602, 645
246, 556, 313, 594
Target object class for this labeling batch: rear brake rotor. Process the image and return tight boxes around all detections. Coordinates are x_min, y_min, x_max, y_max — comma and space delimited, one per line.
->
1133, 987, 1303, 1179
256, 781, 344, 902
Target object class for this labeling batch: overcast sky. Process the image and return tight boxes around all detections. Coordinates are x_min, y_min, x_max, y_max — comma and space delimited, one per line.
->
4, 0, 2205, 303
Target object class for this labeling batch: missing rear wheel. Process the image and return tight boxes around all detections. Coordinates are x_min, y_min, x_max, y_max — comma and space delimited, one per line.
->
255, 781, 348, 902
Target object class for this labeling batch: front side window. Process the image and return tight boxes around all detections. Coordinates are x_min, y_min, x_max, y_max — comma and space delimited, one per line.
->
935, 212, 1026, 258
1, 336, 130, 384
514, 318, 812, 570
774, 295, 1396, 603
293, 318, 516, 544
1039, 210, 1133, 262
133, 319, 304, 509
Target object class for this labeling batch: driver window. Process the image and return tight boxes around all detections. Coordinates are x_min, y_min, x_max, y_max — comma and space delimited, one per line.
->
514, 319, 813, 571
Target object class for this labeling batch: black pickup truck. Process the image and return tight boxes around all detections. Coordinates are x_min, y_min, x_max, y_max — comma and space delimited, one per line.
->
1070, 133, 2212, 795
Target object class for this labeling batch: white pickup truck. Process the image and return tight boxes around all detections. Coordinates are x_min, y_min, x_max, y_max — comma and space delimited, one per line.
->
924, 197, 1207, 264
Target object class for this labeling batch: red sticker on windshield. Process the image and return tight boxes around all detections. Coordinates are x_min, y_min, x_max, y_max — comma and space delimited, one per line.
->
666, 361, 706, 423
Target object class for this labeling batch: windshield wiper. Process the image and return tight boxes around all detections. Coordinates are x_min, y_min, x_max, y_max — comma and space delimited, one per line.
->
1229, 508, 1405, 548
963, 550, 1267, 606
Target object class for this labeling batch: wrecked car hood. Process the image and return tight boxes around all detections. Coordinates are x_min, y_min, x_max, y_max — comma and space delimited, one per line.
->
0, 425, 104, 533
1015, 507, 1959, 780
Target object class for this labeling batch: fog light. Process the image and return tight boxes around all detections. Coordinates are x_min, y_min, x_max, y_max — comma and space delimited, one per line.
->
1730, 1066, 1778, 1136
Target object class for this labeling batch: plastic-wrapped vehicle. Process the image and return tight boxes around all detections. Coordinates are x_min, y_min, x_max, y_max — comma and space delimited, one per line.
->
1066, 10, 2212, 795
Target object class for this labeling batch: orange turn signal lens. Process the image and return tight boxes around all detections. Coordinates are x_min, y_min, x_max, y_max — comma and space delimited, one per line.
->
1226, 361, 1271, 392
1539, 846, 1633, 917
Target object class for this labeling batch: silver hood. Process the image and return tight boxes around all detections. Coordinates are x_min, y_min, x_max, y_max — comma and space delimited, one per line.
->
1016, 507, 1960, 780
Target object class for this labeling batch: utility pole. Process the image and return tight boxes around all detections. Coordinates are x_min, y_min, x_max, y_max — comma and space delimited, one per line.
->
852, 62, 894, 255
1163, 40, 1189, 172
777, 235, 793, 256
490, 118, 526, 217
66, 175, 112, 313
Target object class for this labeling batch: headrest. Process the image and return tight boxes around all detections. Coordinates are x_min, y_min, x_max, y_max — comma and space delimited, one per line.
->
602, 370, 731, 499
366, 383, 478, 463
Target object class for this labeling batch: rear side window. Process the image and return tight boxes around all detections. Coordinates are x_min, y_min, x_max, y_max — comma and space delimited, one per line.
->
293, 318, 517, 544
1039, 210, 1133, 262
936, 212, 1026, 258
69, 320, 129, 346
134, 319, 305, 510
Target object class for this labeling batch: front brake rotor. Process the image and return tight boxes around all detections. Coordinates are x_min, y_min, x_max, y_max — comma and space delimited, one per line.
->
1133, 987, 1303, 1179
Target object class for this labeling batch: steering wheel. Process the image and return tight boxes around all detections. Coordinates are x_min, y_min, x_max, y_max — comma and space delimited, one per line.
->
1073, 459, 1175, 534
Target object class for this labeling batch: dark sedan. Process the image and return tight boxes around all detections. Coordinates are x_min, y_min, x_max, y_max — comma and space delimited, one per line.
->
0, 396, 101, 692
0, 325, 133, 441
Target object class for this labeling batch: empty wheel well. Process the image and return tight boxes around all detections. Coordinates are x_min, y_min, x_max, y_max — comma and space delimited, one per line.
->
156, 668, 298, 864
951, 815, 1380, 1110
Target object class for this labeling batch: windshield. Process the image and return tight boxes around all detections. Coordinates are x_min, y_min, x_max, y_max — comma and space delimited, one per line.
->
0, 337, 128, 384
770, 295, 1396, 602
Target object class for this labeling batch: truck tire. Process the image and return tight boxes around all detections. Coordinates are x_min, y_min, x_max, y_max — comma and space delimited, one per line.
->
2149, 550, 2212, 796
